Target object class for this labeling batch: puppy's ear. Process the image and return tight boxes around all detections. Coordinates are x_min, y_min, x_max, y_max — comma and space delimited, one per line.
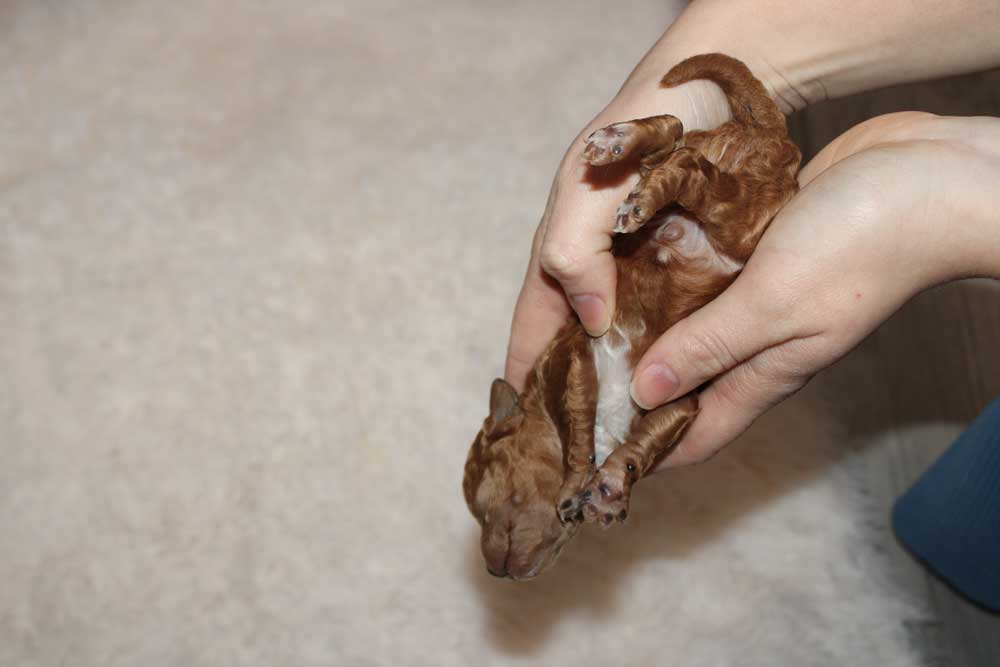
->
489, 378, 520, 423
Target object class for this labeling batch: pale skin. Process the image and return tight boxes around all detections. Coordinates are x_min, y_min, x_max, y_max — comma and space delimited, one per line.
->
504, 0, 1000, 467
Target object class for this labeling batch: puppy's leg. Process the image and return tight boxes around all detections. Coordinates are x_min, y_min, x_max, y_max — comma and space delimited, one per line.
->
577, 394, 699, 526
688, 174, 798, 262
583, 115, 683, 168
556, 339, 599, 524
616, 147, 797, 259
614, 147, 726, 234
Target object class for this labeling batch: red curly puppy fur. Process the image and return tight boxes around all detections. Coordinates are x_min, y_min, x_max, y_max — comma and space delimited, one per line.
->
463, 54, 801, 580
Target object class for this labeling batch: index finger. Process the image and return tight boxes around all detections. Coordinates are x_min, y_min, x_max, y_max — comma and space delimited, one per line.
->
504, 147, 628, 389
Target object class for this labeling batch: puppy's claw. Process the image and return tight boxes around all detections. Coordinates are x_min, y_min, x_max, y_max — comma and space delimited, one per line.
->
558, 493, 586, 525
557, 471, 596, 524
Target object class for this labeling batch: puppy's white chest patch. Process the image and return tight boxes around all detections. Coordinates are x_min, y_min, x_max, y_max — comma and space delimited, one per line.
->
591, 328, 639, 466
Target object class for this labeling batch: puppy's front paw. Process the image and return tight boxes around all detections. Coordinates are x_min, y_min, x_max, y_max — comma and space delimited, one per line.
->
578, 469, 631, 528
614, 193, 652, 234
583, 122, 639, 166
557, 492, 586, 525
556, 471, 593, 524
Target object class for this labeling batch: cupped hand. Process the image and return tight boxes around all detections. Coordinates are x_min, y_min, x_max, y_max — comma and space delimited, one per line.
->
627, 112, 1000, 468
503, 77, 734, 390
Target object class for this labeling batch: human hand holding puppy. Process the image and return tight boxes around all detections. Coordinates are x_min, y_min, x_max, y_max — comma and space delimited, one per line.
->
506, 0, 1000, 467
635, 112, 1000, 466
466, 55, 800, 578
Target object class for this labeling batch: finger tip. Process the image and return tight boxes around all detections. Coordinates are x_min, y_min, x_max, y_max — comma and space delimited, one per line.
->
582, 319, 612, 338
629, 382, 656, 411
570, 294, 611, 337
629, 364, 680, 410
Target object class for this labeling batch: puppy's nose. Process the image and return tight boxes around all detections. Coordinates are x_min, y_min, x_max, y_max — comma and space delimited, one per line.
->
486, 566, 508, 578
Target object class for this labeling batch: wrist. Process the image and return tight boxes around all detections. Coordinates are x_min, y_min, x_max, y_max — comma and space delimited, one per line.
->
604, 2, 811, 120
809, 113, 1000, 287
668, 0, 1000, 111
630, 0, 1000, 120
926, 119, 1000, 283
868, 116, 1000, 287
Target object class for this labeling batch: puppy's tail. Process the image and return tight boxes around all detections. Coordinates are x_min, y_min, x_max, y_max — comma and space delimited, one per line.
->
660, 53, 785, 130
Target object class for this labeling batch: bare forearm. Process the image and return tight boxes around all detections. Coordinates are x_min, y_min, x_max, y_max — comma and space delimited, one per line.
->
618, 0, 1000, 114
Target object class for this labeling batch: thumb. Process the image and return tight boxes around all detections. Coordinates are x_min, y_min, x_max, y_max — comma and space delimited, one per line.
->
629, 272, 793, 409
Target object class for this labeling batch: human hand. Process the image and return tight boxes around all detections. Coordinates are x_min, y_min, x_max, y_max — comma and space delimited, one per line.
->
503, 56, 737, 389
503, 0, 1000, 392
627, 112, 1000, 468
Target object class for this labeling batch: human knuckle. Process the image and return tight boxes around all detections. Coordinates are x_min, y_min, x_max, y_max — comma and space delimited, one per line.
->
675, 439, 718, 466
687, 445, 718, 465
745, 270, 818, 341
745, 351, 810, 400
506, 344, 535, 374
694, 451, 718, 465
679, 327, 738, 374
539, 243, 581, 280
875, 111, 941, 144
738, 263, 795, 316
756, 279, 795, 319
712, 365, 758, 406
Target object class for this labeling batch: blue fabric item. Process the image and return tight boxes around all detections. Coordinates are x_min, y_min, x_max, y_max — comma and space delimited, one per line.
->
893, 395, 1000, 612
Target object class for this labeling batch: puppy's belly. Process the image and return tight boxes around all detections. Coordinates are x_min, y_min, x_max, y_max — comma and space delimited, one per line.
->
653, 211, 744, 272
591, 328, 640, 466
589, 214, 742, 465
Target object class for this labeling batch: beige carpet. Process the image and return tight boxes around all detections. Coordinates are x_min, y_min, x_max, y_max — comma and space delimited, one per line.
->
0, 1, 929, 665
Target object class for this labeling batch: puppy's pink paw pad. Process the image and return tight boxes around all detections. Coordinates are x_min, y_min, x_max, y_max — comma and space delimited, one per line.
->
583, 123, 635, 166
576, 479, 629, 528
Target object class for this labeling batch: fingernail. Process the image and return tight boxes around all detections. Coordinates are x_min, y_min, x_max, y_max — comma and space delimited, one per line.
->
630, 364, 679, 409
571, 294, 610, 336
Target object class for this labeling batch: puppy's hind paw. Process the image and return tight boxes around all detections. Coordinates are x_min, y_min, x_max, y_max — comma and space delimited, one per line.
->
614, 197, 650, 234
578, 474, 630, 528
583, 123, 639, 166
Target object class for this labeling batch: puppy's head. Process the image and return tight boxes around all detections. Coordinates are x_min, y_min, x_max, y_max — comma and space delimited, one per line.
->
463, 378, 576, 580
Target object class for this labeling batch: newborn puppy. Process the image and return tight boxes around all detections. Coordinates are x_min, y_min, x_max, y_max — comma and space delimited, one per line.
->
464, 54, 801, 580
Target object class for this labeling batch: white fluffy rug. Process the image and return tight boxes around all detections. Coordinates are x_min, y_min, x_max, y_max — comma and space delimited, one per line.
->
0, 1, 926, 665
